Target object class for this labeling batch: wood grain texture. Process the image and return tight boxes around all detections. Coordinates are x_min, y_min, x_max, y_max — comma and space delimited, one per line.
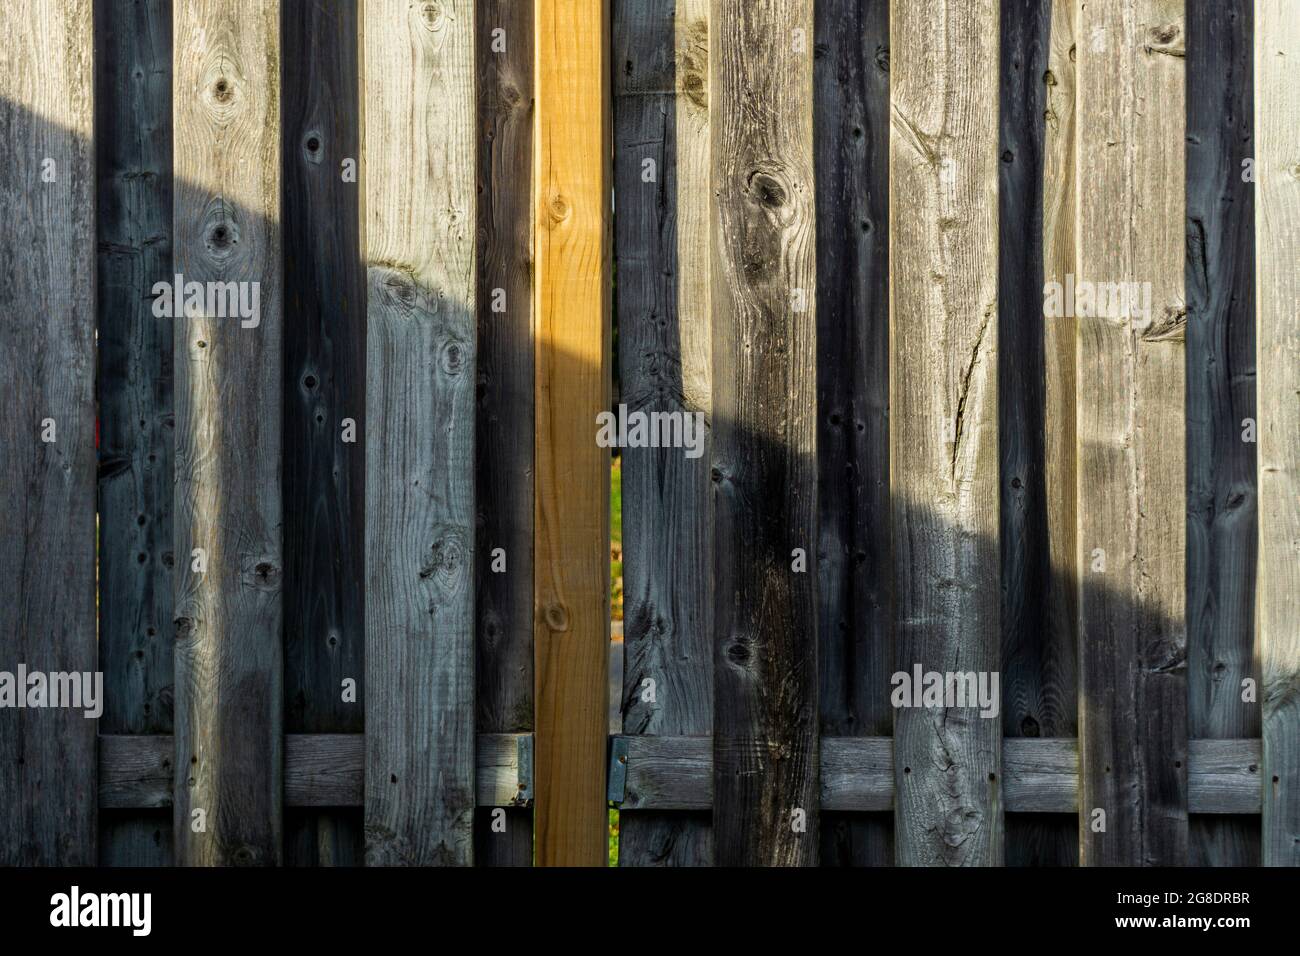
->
172, 0, 283, 866
711, 0, 819, 867
814, 0, 892, 869
614, 0, 714, 868
475, 0, 536, 867
606, 735, 1260, 815
534, 0, 611, 867
1075, 0, 1188, 867
281, 0, 366, 870
94, 0, 176, 868
0, 0, 97, 866
1185, 0, 1260, 868
999, 0, 1079, 868
889, 0, 1002, 867
363, 0, 478, 866
1254, 0, 1300, 868
101, 733, 530, 809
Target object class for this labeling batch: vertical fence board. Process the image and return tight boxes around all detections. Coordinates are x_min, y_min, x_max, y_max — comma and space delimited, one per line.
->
95, 0, 176, 867
533, 0, 612, 868
363, 0, 478, 866
0, 0, 97, 866
475, 0, 536, 867
1255, 0, 1300, 869
172, 0, 283, 866
889, 0, 1003, 867
1076, 0, 1187, 866
711, 0, 819, 867
999, 0, 1078, 867
615, 0, 714, 868
282, 0, 365, 867
814, 0, 892, 868
1186, 0, 1259, 867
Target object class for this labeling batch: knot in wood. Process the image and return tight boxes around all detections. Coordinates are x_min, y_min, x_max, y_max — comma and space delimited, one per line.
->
543, 602, 569, 633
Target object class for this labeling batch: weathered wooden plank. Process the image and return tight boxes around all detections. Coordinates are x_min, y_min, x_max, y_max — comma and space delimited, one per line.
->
710, 0, 819, 869
1255, 0, 1300, 869
363, 0, 478, 867
280, 0, 366, 871
605, 735, 1261, 815
0, 0, 96, 869
614, 0, 714, 869
1185, 0, 1260, 868
1075, 0, 1188, 866
475, 0, 536, 868
814, 0, 892, 869
94, 0, 176, 868
172, 0, 284, 867
999, 0, 1079, 868
533, 0, 611, 867
101, 734, 530, 810
889, 0, 1002, 867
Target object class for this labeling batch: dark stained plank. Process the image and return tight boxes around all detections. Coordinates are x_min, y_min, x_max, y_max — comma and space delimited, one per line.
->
1185, 0, 1260, 867
475, 0, 536, 867
998, 0, 1078, 867
814, 0, 892, 869
0, 0, 98, 866
1254, 0, 1300, 868
889, 0, 1003, 866
711, 0, 820, 867
94, 0, 176, 868
1075, 0, 1188, 867
614, 0, 714, 868
172, 0, 284, 866
362, 0, 478, 866
280, 0, 365, 869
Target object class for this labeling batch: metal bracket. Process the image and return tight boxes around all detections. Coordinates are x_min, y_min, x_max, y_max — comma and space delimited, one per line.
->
513, 733, 534, 807
607, 735, 629, 805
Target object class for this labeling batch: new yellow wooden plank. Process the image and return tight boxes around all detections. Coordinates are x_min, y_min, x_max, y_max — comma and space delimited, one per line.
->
533, 0, 611, 867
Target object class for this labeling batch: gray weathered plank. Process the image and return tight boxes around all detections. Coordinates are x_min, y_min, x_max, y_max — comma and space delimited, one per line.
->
1075, 0, 1188, 866
606, 735, 1261, 816
474, 0, 535, 868
94, 0, 176, 868
172, 0, 284, 866
98, 733, 1266, 817
1186, 0, 1260, 867
889, 0, 1002, 867
280, 0, 366, 869
814, 0, 893, 869
1000, 0, 1079, 869
363, 0, 478, 867
711, 0, 820, 867
0, 0, 97, 869
101, 734, 528, 810
614, 0, 714, 868
1254, 0, 1300, 868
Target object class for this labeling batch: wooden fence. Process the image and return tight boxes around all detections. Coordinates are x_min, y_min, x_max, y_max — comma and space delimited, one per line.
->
0, 0, 1296, 867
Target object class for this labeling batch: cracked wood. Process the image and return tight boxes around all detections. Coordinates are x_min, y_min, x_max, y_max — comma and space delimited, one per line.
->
889, 0, 1002, 866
